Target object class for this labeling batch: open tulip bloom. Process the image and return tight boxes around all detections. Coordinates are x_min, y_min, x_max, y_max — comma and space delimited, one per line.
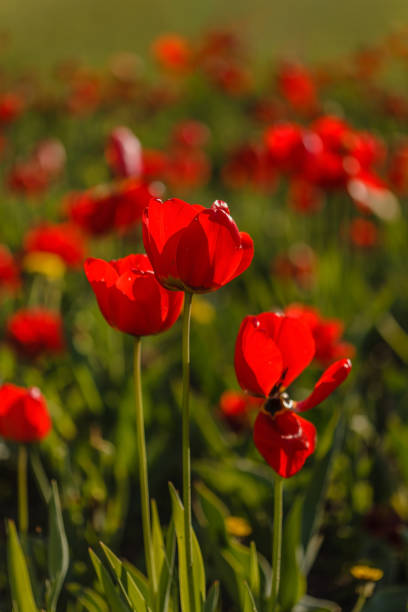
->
142, 197, 254, 293
235, 312, 352, 478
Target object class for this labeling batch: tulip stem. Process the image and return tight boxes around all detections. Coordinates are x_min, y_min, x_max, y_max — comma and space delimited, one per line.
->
133, 338, 157, 597
18, 444, 28, 536
269, 477, 283, 612
181, 292, 195, 612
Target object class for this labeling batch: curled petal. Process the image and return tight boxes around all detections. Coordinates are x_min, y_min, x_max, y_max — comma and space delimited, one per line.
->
296, 358, 352, 412
253, 409, 316, 478
234, 315, 283, 397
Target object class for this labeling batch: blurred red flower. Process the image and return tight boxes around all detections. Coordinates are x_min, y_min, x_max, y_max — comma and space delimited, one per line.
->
84, 254, 183, 337
0, 92, 24, 124
67, 179, 154, 236
152, 34, 192, 73
273, 243, 317, 289
219, 390, 262, 431
277, 62, 318, 113
143, 198, 254, 293
7, 308, 65, 359
0, 245, 21, 293
349, 218, 379, 248
0, 384, 51, 443
105, 126, 143, 178
284, 303, 355, 366
234, 312, 351, 477
171, 120, 210, 149
24, 223, 86, 267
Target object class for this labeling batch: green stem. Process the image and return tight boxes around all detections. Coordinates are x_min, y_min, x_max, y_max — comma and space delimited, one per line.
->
351, 593, 368, 612
269, 477, 283, 612
18, 445, 28, 535
134, 338, 157, 597
29, 447, 51, 504
181, 292, 195, 612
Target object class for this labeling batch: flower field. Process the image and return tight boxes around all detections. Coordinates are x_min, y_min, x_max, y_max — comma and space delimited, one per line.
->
0, 22, 408, 612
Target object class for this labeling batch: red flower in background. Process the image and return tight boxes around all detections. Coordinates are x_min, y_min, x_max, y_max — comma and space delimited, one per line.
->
165, 148, 211, 190
7, 138, 65, 196
277, 62, 318, 113
284, 303, 355, 366
0, 245, 21, 293
222, 143, 277, 192
219, 390, 262, 431
24, 223, 86, 267
152, 34, 192, 73
67, 179, 155, 236
349, 218, 379, 248
273, 243, 317, 289
171, 120, 210, 149
84, 254, 183, 337
0, 384, 51, 443
234, 312, 351, 477
105, 126, 143, 178
0, 92, 24, 124
7, 308, 65, 359
143, 198, 254, 293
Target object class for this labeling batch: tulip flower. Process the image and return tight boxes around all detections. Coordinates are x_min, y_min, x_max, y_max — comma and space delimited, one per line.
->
0, 245, 21, 294
0, 384, 51, 443
85, 253, 183, 597
84, 254, 183, 337
142, 198, 254, 293
234, 312, 352, 478
0, 383, 50, 535
24, 223, 86, 268
7, 308, 65, 359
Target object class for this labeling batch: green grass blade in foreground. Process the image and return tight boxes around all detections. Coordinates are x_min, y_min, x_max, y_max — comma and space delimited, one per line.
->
47, 480, 69, 612
6, 520, 39, 612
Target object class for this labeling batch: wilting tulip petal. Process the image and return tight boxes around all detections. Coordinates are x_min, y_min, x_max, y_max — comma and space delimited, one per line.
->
296, 358, 352, 412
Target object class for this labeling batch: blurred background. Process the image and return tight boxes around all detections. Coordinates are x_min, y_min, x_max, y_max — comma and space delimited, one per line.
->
2, 0, 408, 70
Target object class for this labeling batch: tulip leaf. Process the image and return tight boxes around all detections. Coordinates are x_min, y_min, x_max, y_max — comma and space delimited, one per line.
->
100, 542, 145, 610
301, 414, 344, 575
66, 583, 110, 612
6, 520, 39, 612
89, 548, 132, 611
47, 480, 69, 612
249, 541, 260, 598
123, 562, 150, 601
151, 499, 165, 579
195, 481, 228, 544
169, 482, 205, 612
157, 518, 176, 612
279, 496, 306, 612
204, 581, 220, 612
243, 582, 258, 612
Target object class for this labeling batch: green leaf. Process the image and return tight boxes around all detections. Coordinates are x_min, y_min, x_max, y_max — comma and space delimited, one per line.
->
6, 520, 39, 612
249, 542, 260, 599
123, 562, 150, 602
151, 499, 165, 579
194, 481, 228, 544
242, 582, 258, 612
89, 549, 131, 612
279, 497, 306, 612
48, 480, 69, 612
204, 582, 220, 612
301, 414, 344, 575
169, 482, 205, 611
157, 519, 176, 612
66, 583, 109, 612
99, 542, 143, 610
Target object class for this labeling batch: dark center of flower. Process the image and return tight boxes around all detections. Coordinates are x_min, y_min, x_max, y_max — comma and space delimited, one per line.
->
263, 391, 293, 417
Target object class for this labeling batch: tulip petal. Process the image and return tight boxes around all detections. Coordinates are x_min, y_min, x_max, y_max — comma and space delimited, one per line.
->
256, 312, 315, 387
227, 231, 254, 282
235, 315, 283, 397
253, 409, 316, 478
84, 258, 118, 326
296, 358, 352, 412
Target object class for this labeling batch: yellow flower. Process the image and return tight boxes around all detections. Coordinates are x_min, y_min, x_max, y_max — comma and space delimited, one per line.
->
23, 252, 66, 279
350, 565, 384, 582
225, 516, 252, 538
191, 297, 215, 325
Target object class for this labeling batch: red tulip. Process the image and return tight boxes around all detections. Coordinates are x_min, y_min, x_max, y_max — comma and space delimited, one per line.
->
277, 61, 318, 113
105, 126, 143, 178
84, 254, 183, 337
7, 308, 65, 359
0, 245, 21, 293
142, 198, 254, 293
0, 384, 51, 443
171, 120, 210, 149
24, 223, 86, 267
0, 92, 24, 124
349, 218, 379, 248
219, 390, 262, 430
152, 34, 192, 73
234, 312, 352, 477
